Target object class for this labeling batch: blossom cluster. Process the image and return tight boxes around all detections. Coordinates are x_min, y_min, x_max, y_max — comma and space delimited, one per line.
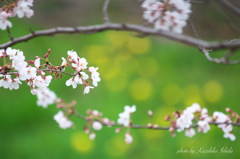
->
54, 111, 74, 129
169, 103, 236, 141
141, 0, 191, 34
117, 105, 136, 127
83, 109, 115, 140
53, 104, 136, 144
0, 47, 100, 107
53, 101, 239, 145
116, 105, 136, 144
0, 47, 56, 108
65, 50, 101, 94
0, 0, 34, 30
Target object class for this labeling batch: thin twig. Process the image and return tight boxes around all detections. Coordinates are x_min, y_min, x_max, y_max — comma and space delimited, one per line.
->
0, 68, 80, 76
216, 0, 240, 17
7, 27, 14, 41
102, 0, 111, 24
211, 1, 240, 35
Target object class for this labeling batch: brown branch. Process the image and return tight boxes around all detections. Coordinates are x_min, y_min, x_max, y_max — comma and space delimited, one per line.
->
0, 23, 240, 51
200, 47, 240, 65
72, 111, 240, 131
1, 68, 80, 76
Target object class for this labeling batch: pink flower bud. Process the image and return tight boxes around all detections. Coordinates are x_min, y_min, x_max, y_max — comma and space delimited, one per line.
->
89, 132, 96, 140
148, 110, 153, 116
115, 128, 121, 133
147, 123, 152, 128
153, 124, 159, 129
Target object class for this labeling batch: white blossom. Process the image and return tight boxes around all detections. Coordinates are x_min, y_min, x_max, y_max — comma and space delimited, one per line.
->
14, 0, 34, 18
36, 87, 57, 108
0, 11, 12, 30
185, 128, 196, 138
8, 78, 22, 90
66, 76, 83, 89
89, 132, 96, 140
92, 121, 102, 131
61, 57, 67, 67
67, 50, 78, 60
118, 111, 131, 127
125, 133, 133, 144
34, 58, 40, 68
6, 47, 17, 59
54, 111, 73, 129
213, 111, 236, 141
223, 132, 236, 141
19, 66, 37, 80
117, 105, 136, 127
176, 103, 201, 132
197, 120, 210, 133
0, 75, 11, 89
84, 86, 94, 94
124, 105, 136, 114
142, 0, 191, 34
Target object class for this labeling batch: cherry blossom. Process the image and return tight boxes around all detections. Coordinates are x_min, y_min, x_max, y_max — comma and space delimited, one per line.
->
125, 132, 133, 144
19, 66, 37, 80
84, 86, 94, 94
0, 75, 12, 89
54, 111, 73, 129
92, 121, 103, 131
6, 47, 18, 59
64, 50, 100, 94
34, 58, 40, 68
0, 49, 5, 57
117, 105, 136, 127
0, 0, 34, 30
124, 105, 136, 114
89, 132, 96, 140
185, 128, 196, 137
142, 0, 191, 34
0, 11, 12, 30
14, 0, 34, 18
8, 78, 22, 90
197, 120, 210, 133
36, 87, 57, 108
61, 57, 67, 68
66, 76, 82, 89
176, 103, 201, 132
224, 132, 236, 141
213, 111, 236, 141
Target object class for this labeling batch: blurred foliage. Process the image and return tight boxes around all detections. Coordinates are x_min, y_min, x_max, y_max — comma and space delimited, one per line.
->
1, 1, 240, 159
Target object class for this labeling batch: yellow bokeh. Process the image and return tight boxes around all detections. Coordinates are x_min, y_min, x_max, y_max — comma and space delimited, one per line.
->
184, 95, 204, 107
162, 84, 182, 106
105, 74, 128, 92
203, 80, 223, 103
183, 84, 204, 106
100, 61, 121, 80
130, 78, 153, 101
127, 36, 150, 54
107, 31, 129, 48
119, 57, 139, 74
84, 45, 109, 65
104, 136, 131, 157
137, 57, 159, 77
70, 132, 94, 153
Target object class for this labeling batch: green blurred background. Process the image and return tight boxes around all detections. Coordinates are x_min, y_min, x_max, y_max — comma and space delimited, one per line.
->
1, 0, 240, 159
